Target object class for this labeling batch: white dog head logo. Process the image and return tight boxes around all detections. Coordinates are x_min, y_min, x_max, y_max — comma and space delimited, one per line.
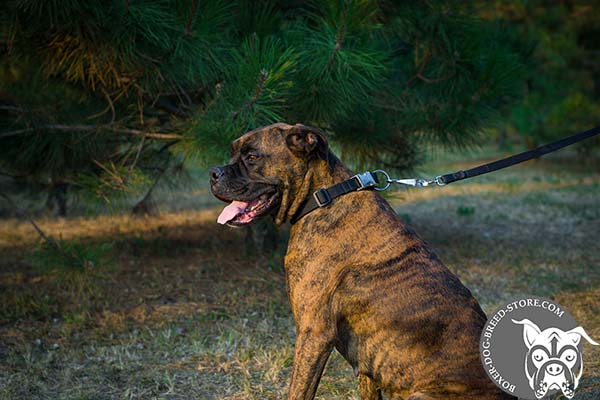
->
512, 319, 599, 399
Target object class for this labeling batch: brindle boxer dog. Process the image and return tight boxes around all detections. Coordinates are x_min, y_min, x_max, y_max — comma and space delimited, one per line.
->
210, 123, 514, 400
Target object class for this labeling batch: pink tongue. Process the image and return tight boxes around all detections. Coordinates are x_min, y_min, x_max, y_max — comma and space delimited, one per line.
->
217, 201, 249, 224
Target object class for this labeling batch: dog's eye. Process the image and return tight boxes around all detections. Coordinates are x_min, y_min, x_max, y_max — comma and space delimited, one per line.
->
532, 350, 546, 362
562, 350, 577, 362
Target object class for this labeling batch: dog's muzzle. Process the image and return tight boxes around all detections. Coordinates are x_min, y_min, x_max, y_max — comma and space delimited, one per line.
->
534, 358, 576, 399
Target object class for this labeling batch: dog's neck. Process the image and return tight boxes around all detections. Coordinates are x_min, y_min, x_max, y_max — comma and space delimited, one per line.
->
274, 151, 352, 225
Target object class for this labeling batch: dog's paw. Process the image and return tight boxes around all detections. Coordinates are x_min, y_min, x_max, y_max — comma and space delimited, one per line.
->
535, 382, 548, 399
561, 381, 575, 399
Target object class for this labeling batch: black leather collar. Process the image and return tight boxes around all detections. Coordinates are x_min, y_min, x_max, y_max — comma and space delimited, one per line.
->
290, 172, 379, 224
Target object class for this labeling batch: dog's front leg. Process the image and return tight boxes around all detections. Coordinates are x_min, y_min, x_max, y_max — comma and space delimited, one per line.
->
288, 324, 334, 400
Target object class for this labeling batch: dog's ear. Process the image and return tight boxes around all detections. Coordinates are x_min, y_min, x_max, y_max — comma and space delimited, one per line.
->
285, 124, 329, 160
565, 326, 600, 346
512, 319, 542, 349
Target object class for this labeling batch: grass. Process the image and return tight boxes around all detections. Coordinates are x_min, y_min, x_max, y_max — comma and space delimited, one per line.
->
0, 146, 599, 399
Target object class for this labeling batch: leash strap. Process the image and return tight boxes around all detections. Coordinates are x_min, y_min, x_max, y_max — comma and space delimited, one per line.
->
290, 172, 378, 224
437, 126, 600, 185
290, 126, 600, 224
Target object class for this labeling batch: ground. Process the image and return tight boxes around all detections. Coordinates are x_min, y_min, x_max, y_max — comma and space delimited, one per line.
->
0, 147, 598, 399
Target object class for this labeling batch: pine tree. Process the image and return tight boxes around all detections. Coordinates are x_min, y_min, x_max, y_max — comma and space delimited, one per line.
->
0, 0, 527, 213
477, 0, 600, 148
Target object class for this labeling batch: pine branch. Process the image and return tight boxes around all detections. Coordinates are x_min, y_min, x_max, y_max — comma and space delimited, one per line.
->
130, 136, 146, 171
87, 89, 128, 121
102, 88, 116, 124
231, 69, 269, 119
417, 71, 454, 84
0, 105, 26, 113
0, 124, 184, 140
326, 6, 347, 70
185, 0, 199, 36
150, 97, 189, 117
406, 51, 456, 85
472, 81, 492, 102
0, 170, 27, 179
405, 51, 431, 85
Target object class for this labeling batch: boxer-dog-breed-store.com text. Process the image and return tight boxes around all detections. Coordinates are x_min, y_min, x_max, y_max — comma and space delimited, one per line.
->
210, 123, 516, 400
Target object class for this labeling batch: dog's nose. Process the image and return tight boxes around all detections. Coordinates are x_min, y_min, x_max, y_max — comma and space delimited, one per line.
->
210, 167, 224, 183
545, 363, 564, 376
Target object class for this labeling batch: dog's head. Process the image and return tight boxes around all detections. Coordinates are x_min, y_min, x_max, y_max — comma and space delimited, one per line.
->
210, 123, 331, 226
512, 318, 598, 399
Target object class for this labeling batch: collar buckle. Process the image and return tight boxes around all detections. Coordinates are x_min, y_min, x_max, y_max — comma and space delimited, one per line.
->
313, 188, 332, 207
353, 171, 377, 190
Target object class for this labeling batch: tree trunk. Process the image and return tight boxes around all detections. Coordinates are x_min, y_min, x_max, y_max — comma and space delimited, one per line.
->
55, 184, 67, 217
132, 168, 165, 216
132, 189, 158, 216
46, 183, 68, 217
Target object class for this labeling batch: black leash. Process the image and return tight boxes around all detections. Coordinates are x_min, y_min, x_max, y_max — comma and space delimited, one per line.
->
291, 126, 600, 224
437, 125, 600, 185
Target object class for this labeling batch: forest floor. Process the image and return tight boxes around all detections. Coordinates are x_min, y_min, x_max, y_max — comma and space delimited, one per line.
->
0, 146, 599, 399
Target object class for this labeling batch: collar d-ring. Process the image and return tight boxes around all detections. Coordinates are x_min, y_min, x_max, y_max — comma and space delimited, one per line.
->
372, 170, 391, 191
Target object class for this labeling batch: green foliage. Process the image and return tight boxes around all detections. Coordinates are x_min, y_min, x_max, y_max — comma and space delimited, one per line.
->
288, 0, 389, 122
546, 93, 600, 139
11, 238, 114, 320
232, 35, 297, 127
386, 4, 524, 144
456, 205, 476, 216
183, 34, 298, 165
0, 0, 529, 208
29, 238, 114, 275
478, 0, 600, 147
76, 161, 152, 204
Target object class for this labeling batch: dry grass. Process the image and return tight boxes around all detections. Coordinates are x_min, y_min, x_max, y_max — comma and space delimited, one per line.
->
0, 148, 599, 399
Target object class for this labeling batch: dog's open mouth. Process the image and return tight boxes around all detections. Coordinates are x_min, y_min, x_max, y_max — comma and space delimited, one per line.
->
216, 191, 280, 226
